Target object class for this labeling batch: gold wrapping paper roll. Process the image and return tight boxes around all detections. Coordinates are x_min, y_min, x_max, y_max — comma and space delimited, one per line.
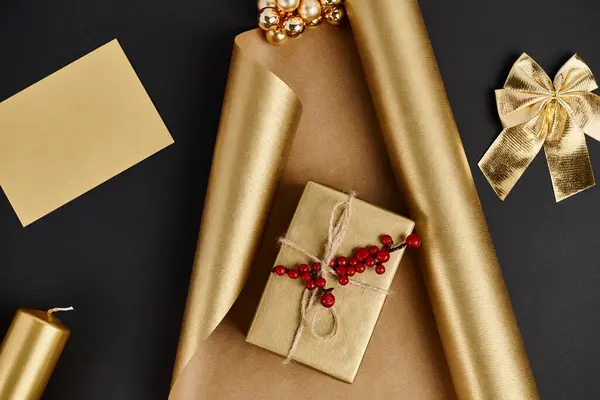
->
172, 42, 302, 383
170, 27, 454, 400
345, 0, 539, 398
0, 309, 71, 400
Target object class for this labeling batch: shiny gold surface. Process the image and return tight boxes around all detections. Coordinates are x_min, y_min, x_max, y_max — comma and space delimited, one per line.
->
479, 53, 600, 202
170, 26, 453, 400
321, 0, 342, 6
259, 0, 344, 43
171, 40, 302, 383
277, 0, 301, 12
0, 310, 70, 400
298, 0, 322, 22
258, 0, 277, 10
0, 40, 174, 227
324, 6, 344, 25
346, 0, 538, 398
247, 182, 414, 383
306, 15, 323, 27
284, 17, 306, 38
266, 29, 289, 45
258, 7, 280, 31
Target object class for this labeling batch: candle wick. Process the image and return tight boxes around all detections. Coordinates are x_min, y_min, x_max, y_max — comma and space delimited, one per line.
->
47, 307, 75, 318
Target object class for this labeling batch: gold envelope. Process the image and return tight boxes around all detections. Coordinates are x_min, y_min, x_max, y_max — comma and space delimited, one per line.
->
0, 39, 174, 226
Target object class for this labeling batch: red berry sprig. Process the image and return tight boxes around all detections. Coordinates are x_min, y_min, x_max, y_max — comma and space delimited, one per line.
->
272, 233, 421, 308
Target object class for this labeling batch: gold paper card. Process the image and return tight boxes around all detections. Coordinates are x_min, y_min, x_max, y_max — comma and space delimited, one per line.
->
0, 39, 174, 226
247, 182, 414, 383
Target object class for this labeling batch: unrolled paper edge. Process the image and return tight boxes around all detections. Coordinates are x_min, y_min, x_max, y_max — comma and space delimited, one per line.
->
169, 32, 303, 396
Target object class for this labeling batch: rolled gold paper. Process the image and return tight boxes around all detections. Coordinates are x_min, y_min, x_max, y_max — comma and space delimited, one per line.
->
172, 43, 302, 382
345, 0, 539, 398
170, 26, 454, 400
0, 309, 71, 400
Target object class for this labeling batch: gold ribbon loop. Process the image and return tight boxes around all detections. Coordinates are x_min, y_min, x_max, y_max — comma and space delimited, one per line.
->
479, 53, 600, 201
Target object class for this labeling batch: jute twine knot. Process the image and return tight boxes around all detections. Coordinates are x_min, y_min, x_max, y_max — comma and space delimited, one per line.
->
279, 192, 390, 364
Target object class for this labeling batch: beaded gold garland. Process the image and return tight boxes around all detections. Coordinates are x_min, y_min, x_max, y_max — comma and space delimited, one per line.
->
257, 0, 345, 45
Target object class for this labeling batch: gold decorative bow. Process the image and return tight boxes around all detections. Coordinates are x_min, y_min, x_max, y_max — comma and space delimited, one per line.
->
479, 53, 600, 201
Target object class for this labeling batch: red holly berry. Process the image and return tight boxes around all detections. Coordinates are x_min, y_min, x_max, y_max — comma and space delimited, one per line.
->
377, 250, 390, 263
273, 265, 286, 276
275, 233, 412, 308
406, 234, 421, 249
321, 292, 335, 308
301, 272, 312, 282
335, 266, 346, 276
299, 264, 310, 274
381, 234, 393, 246
356, 248, 369, 262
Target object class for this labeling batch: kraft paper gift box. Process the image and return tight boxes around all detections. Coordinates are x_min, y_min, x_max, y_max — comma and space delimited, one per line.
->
247, 181, 415, 383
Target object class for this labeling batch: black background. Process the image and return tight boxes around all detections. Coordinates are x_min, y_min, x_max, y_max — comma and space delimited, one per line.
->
1, 1, 599, 399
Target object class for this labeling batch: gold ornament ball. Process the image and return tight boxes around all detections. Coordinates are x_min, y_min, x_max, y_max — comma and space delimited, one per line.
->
258, 7, 280, 31
284, 17, 306, 38
266, 29, 288, 45
298, 0, 321, 21
276, 0, 301, 12
320, 0, 342, 6
257, 0, 277, 10
306, 15, 323, 27
324, 6, 344, 25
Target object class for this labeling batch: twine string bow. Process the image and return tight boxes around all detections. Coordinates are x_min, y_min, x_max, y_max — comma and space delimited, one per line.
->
479, 53, 600, 201
278, 193, 389, 363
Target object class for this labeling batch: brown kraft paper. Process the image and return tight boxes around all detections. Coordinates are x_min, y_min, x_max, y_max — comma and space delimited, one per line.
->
171, 1, 538, 398
171, 25, 454, 400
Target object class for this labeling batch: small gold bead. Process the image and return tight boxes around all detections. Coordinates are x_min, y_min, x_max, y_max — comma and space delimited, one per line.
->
320, 0, 342, 6
266, 29, 288, 45
284, 17, 306, 38
298, 0, 322, 22
276, 0, 301, 12
324, 6, 344, 25
257, 0, 277, 10
306, 15, 323, 27
258, 7, 280, 31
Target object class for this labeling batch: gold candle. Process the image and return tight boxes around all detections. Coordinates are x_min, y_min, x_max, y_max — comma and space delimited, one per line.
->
0, 308, 72, 400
